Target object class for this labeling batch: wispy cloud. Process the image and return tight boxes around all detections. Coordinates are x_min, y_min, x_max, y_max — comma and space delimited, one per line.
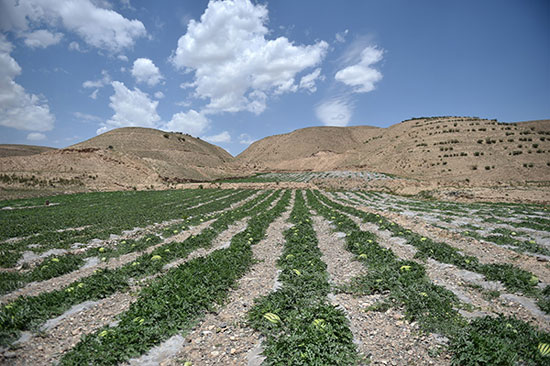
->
315, 97, 354, 127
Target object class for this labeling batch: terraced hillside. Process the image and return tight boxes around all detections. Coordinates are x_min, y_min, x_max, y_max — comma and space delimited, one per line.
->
0, 189, 549, 365
237, 117, 550, 184
0, 145, 57, 158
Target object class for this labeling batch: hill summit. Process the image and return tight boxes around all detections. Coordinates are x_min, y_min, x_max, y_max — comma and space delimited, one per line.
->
236, 117, 550, 184
0, 127, 236, 193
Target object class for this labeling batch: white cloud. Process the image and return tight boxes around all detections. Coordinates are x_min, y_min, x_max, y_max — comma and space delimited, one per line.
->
23, 29, 63, 48
315, 98, 353, 127
204, 131, 231, 143
117, 54, 128, 62
170, 0, 328, 115
238, 133, 255, 145
162, 110, 209, 136
83, 70, 111, 89
97, 81, 160, 134
154, 91, 165, 99
74, 111, 102, 122
89, 89, 99, 99
68, 41, 82, 52
131, 58, 163, 86
27, 132, 46, 141
335, 29, 349, 43
0, 0, 147, 53
299, 68, 324, 93
0, 36, 55, 132
335, 45, 383, 93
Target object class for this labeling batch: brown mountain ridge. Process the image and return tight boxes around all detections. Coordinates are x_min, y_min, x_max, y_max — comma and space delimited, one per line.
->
0, 116, 549, 199
236, 116, 550, 184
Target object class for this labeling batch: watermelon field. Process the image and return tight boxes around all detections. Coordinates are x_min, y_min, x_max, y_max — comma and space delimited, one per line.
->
0, 188, 549, 365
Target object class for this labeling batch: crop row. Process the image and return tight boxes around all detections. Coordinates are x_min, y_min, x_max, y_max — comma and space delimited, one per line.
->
0, 189, 255, 296
0, 189, 276, 346
248, 190, 358, 365
306, 190, 550, 366
352, 191, 549, 234
58, 190, 292, 365
0, 188, 244, 268
322, 192, 550, 313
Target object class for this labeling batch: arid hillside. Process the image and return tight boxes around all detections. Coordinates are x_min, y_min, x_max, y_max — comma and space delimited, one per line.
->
236, 117, 550, 184
72, 127, 235, 181
0, 127, 237, 196
0, 144, 57, 158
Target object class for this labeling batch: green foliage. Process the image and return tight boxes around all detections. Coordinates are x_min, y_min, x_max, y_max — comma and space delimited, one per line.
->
0, 190, 278, 346
248, 191, 358, 365
308, 190, 550, 365
59, 190, 292, 365
449, 315, 550, 366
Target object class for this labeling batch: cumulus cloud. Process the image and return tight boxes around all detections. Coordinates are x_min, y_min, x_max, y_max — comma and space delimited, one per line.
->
170, 0, 328, 115
27, 132, 46, 141
0, 36, 55, 132
23, 29, 63, 48
204, 131, 231, 143
299, 68, 324, 93
335, 45, 383, 93
162, 110, 209, 136
238, 133, 255, 145
315, 98, 353, 127
154, 91, 165, 99
97, 81, 160, 134
131, 58, 163, 86
0, 0, 147, 52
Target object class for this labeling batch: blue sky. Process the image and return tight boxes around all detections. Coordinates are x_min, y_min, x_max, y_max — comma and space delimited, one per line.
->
1, 0, 549, 155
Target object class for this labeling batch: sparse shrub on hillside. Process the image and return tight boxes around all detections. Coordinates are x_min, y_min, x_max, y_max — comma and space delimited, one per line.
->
477, 140, 483, 144
163, 133, 169, 139
471, 165, 478, 170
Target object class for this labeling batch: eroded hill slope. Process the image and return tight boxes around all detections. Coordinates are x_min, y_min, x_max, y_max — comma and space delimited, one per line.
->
236, 117, 550, 183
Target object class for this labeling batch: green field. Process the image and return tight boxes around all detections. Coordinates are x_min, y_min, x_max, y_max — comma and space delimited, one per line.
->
1, 189, 549, 365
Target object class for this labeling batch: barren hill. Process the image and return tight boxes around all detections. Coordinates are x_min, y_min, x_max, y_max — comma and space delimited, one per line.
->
72, 127, 234, 181
236, 117, 550, 184
0, 127, 236, 195
0, 144, 56, 158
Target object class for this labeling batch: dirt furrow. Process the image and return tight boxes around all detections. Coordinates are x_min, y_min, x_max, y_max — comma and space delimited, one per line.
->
0, 220, 214, 303
129, 193, 295, 366
1, 211, 261, 365
1, 192, 262, 302
329, 192, 550, 284
3, 190, 255, 271
310, 212, 450, 366
333, 203, 550, 332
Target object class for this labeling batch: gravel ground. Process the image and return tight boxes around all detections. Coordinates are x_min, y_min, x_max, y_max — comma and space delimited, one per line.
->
155, 193, 295, 366
310, 211, 451, 366
0, 202, 265, 365
0, 192, 263, 304
322, 194, 550, 331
